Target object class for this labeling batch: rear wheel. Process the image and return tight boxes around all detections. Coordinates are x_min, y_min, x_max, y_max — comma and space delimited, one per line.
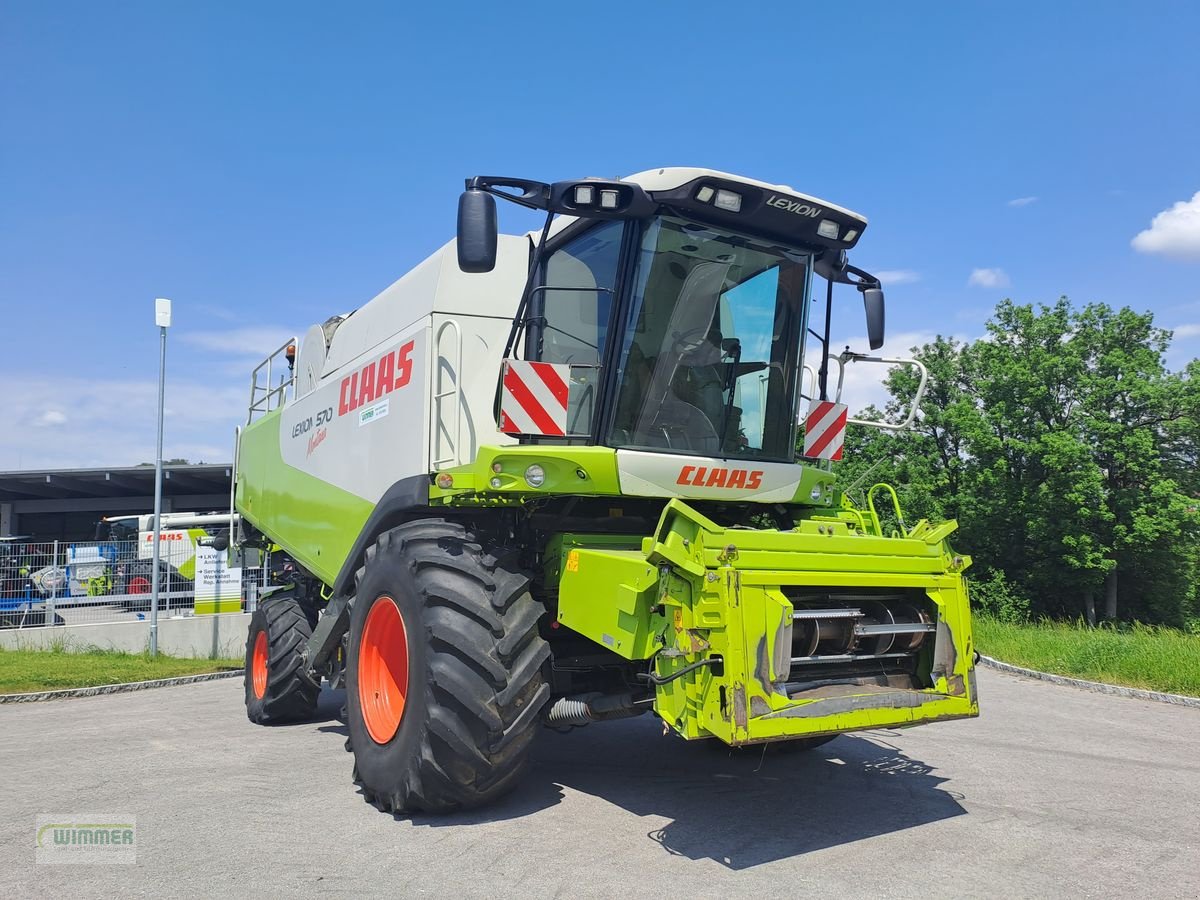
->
244, 594, 320, 724
346, 519, 550, 813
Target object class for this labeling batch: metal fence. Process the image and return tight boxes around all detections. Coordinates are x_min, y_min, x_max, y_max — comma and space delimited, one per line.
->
0, 539, 265, 628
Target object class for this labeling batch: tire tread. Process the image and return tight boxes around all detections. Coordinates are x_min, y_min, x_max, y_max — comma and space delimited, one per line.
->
245, 593, 319, 724
352, 518, 549, 813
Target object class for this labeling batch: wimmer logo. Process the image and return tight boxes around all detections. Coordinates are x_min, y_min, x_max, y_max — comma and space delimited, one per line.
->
36, 816, 137, 865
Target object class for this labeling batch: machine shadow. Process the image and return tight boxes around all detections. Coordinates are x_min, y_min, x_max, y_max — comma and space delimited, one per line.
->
312, 687, 349, 736
412, 716, 967, 870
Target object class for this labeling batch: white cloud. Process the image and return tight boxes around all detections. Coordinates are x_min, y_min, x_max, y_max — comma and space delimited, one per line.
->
32, 409, 68, 427
1172, 323, 1200, 339
875, 270, 921, 286
1131, 191, 1200, 261
968, 267, 1010, 289
179, 326, 300, 356
192, 303, 242, 323
0, 373, 243, 470
1007, 196, 1038, 207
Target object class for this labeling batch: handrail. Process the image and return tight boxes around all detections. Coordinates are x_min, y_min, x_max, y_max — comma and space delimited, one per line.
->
867, 483, 906, 537
230, 425, 241, 547
799, 363, 818, 402
832, 352, 929, 431
432, 319, 463, 470
248, 336, 298, 423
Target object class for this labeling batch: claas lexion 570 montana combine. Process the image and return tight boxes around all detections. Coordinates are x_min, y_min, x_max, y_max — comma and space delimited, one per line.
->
234, 167, 978, 813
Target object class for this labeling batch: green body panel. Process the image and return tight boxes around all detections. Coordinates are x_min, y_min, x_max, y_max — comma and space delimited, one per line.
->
236, 408, 375, 586
547, 533, 665, 659
556, 499, 978, 745
431, 444, 837, 509
431, 445, 623, 503
174, 529, 207, 581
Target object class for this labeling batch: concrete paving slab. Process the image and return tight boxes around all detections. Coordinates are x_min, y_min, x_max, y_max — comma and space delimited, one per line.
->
1, 669, 1196, 898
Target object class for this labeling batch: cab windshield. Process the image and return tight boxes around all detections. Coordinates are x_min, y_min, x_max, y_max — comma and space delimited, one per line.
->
608, 217, 811, 461
103, 520, 138, 541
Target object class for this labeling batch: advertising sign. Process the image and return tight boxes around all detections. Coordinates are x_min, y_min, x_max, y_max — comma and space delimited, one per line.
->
193, 546, 242, 615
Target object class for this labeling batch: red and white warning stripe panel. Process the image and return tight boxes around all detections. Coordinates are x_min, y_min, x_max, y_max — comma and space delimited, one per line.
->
802, 400, 848, 461
499, 359, 569, 436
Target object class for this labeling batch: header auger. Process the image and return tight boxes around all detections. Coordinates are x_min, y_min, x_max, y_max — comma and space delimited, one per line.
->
234, 167, 977, 813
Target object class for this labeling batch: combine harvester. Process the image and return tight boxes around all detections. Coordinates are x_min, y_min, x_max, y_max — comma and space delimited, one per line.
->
235, 168, 978, 812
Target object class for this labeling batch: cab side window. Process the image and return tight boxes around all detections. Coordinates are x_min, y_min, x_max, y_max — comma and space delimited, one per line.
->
534, 221, 624, 365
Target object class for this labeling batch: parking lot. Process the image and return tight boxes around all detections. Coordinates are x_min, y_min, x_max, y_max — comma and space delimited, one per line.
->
2, 668, 1197, 898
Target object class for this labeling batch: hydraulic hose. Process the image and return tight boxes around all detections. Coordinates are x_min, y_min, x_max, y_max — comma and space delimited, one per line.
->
636, 657, 720, 686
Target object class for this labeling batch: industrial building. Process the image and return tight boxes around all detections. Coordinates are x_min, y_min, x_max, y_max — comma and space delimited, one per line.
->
0, 464, 232, 542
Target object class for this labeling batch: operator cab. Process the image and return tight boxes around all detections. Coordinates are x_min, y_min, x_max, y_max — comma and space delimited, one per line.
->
458, 168, 886, 463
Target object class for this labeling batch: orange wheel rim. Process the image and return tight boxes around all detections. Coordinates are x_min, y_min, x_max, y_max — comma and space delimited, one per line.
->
251, 630, 268, 699
358, 595, 410, 744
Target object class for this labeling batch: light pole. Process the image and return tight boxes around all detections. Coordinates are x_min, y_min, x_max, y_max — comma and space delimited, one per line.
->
150, 298, 171, 657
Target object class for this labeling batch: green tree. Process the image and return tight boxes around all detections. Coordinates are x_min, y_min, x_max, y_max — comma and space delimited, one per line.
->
832, 298, 1199, 626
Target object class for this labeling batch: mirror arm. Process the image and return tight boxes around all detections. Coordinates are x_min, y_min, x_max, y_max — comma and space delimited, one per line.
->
844, 263, 882, 291
466, 176, 552, 212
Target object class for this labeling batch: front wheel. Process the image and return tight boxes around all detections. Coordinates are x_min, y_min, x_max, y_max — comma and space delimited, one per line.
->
346, 519, 550, 813
244, 594, 320, 724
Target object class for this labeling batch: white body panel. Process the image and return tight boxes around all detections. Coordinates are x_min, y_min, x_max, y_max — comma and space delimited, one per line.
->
106, 513, 236, 531
538, 167, 867, 242
321, 235, 530, 376
623, 167, 865, 221
268, 236, 528, 501
138, 529, 195, 562
616, 450, 803, 503
280, 322, 430, 502
430, 312, 517, 470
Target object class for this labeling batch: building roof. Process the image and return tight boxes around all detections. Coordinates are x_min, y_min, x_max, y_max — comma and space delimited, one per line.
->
0, 464, 232, 504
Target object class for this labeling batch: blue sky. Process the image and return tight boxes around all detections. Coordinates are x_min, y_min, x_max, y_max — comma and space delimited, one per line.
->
2, 0, 1198, 469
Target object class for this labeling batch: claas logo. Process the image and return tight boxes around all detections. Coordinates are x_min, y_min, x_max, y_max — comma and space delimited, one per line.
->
339, 340, 415, 416
676, 465, 764, 490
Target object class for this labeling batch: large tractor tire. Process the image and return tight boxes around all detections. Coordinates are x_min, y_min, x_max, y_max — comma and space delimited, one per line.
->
244, 594, 320, 724
346, 519, 550, 813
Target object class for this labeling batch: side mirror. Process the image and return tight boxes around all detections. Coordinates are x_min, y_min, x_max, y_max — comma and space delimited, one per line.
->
457, 189, 498, 273
863, 287, 885, 350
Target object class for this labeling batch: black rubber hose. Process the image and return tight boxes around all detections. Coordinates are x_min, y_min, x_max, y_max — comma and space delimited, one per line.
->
637, 657, 720, 686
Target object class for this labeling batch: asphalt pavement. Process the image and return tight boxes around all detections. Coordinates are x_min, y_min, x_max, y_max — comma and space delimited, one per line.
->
1, 668, 1197, 898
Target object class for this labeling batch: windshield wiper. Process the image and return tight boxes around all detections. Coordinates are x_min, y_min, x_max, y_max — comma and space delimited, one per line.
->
717, 339, 742, 452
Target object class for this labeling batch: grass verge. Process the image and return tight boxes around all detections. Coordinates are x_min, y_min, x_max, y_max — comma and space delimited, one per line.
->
973, 616, 1200, 697
0, 647, 242, 694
